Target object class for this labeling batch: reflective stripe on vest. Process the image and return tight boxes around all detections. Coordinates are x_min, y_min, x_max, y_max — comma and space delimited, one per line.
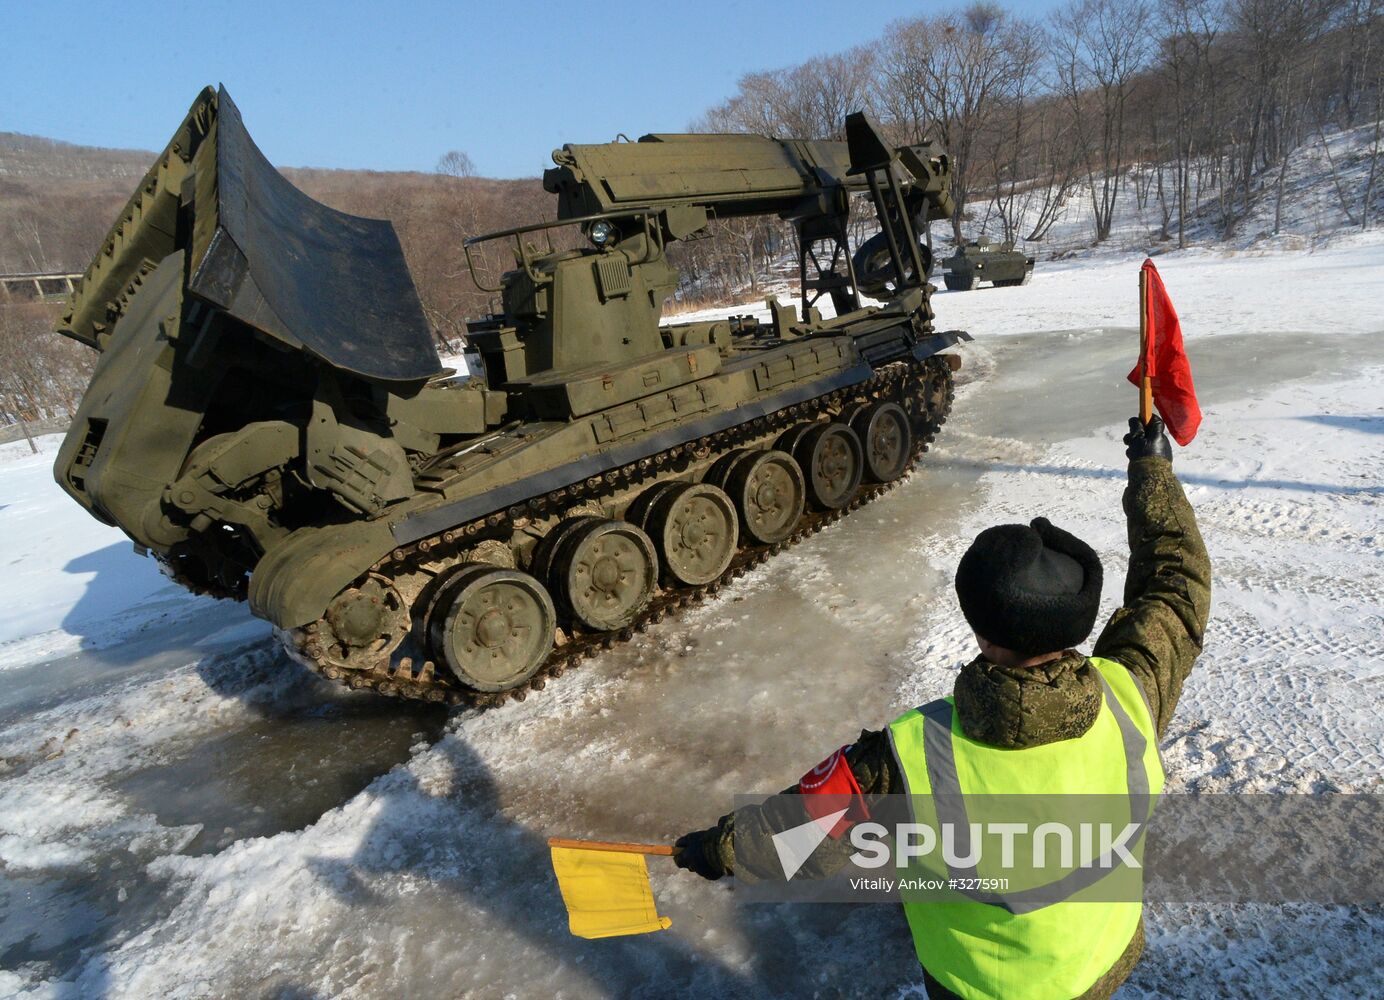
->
886, 657, 1165, 1000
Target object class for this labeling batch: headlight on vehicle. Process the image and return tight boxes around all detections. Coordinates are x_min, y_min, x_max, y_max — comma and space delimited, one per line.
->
589, 220, 617, 248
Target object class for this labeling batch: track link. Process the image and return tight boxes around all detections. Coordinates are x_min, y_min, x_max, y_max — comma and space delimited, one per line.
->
282, 355, 955, 708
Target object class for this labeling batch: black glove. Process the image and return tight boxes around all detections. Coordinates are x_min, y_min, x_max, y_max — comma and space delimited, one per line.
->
674, 829, 727, 881
1125, 415, 1173, 462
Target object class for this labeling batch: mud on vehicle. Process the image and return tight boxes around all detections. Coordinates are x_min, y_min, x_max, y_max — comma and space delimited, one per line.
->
53, 86, 969, 706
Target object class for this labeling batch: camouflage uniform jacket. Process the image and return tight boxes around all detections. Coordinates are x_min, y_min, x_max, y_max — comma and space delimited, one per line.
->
696, 456, 1212, 1000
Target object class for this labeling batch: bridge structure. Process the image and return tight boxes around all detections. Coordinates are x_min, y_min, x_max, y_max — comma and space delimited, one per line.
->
0, 271, 82, 302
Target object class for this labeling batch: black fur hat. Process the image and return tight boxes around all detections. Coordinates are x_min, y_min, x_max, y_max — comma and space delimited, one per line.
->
954, 518, 1103, 655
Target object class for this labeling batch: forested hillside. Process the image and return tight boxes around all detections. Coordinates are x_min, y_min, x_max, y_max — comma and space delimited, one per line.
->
679, 0, 1382, 295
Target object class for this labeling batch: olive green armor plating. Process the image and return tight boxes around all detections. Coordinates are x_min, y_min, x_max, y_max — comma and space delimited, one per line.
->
941, 238, 1035, 291
53, 86, 968, 705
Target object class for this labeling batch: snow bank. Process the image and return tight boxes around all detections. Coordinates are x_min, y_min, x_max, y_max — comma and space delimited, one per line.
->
0, 435, 189, 665
934, 230, 1384, 341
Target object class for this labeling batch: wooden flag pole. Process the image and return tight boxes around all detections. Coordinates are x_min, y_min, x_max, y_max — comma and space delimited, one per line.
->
548, 836, 676, 857
1138, 268, 1154, 425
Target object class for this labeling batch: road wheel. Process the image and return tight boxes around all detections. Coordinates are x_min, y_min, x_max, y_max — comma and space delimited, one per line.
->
625, 481, 682, 535
775, 421, 820, 457
704, 449, 749, 493
794, 422, 863, 510
318, 576, 409, 675
427, 565, 555, 692
647, 482, 738, 586
528, 515, 602, 593
850, 402, 913, 483
552, 519, 658, 631
723, 449, 806, 544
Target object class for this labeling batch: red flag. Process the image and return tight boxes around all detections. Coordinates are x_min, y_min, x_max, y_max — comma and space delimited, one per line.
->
1127, 259, 1201, 446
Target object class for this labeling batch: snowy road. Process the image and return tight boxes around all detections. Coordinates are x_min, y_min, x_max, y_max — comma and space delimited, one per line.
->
1, 239, 1382, 998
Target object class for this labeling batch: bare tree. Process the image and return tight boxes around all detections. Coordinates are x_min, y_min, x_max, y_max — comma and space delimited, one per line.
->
702, 48, 877, 139
1052, 0, 1154, 241
1331, 0, 1383, 119
987, 52, 1069, 242
1318, 0, 1382, 226
1152, 0, 1223, 246
0, 301, 90, 437
1224, 0, 1341, 225
1028, 110, 1087, 240
879, 4, 1039, 243
436, 150, 476, 179
1364, 92, 1383, 227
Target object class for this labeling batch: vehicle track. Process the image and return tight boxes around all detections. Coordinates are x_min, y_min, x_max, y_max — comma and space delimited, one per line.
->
282, 355, 956, 707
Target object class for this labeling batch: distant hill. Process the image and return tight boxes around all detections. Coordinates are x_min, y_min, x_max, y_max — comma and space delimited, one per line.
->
0, 128, 546, 344
0, 133, 154, 277
0, 131, 155, 183
0, 125, 555, 432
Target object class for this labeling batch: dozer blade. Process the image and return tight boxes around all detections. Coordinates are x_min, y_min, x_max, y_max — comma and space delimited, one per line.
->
60, 85, 440, 384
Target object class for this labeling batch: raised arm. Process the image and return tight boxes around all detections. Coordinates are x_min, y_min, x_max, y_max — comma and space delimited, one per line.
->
1092, 417, 1213, 737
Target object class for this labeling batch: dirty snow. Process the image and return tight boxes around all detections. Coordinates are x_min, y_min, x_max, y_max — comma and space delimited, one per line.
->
1, 233, 1382, 998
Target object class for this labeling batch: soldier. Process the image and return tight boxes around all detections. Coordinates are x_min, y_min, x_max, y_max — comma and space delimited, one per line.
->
673, 416, 1212, 1000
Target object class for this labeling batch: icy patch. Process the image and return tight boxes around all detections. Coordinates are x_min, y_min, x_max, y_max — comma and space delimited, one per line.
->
1132, 901, 1384, 998
0, 644, 311, 877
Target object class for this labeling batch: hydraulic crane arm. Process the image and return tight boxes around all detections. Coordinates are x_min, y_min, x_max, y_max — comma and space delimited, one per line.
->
545, 133, 859, 223
543, 121, 952, 229
541, 113, 954, 315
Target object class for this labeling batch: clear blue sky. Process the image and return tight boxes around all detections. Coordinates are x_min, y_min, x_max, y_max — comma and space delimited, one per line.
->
3, 0, 1063, 178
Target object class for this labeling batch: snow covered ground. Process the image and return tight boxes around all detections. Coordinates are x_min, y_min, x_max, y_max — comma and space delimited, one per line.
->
0, 235, 1381, 998
958, 121, 1384, 258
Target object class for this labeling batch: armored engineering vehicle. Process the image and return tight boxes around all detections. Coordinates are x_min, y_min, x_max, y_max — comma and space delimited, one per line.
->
53, 86, 969, 706
940, 238, 1034, 290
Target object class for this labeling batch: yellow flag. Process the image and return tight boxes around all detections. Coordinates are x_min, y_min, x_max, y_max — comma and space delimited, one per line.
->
550, 845, 673, 939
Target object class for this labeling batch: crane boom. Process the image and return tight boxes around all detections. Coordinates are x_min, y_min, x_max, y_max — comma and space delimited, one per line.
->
538, 114, 953, 317
543, 126, 952, 228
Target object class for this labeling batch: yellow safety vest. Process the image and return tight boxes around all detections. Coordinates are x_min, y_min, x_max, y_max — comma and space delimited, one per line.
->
886, 657, 1165, 1000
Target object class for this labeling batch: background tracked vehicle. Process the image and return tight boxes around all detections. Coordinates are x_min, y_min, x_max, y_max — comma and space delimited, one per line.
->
940, 238, 1035, 290
53, 86, 969, 706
